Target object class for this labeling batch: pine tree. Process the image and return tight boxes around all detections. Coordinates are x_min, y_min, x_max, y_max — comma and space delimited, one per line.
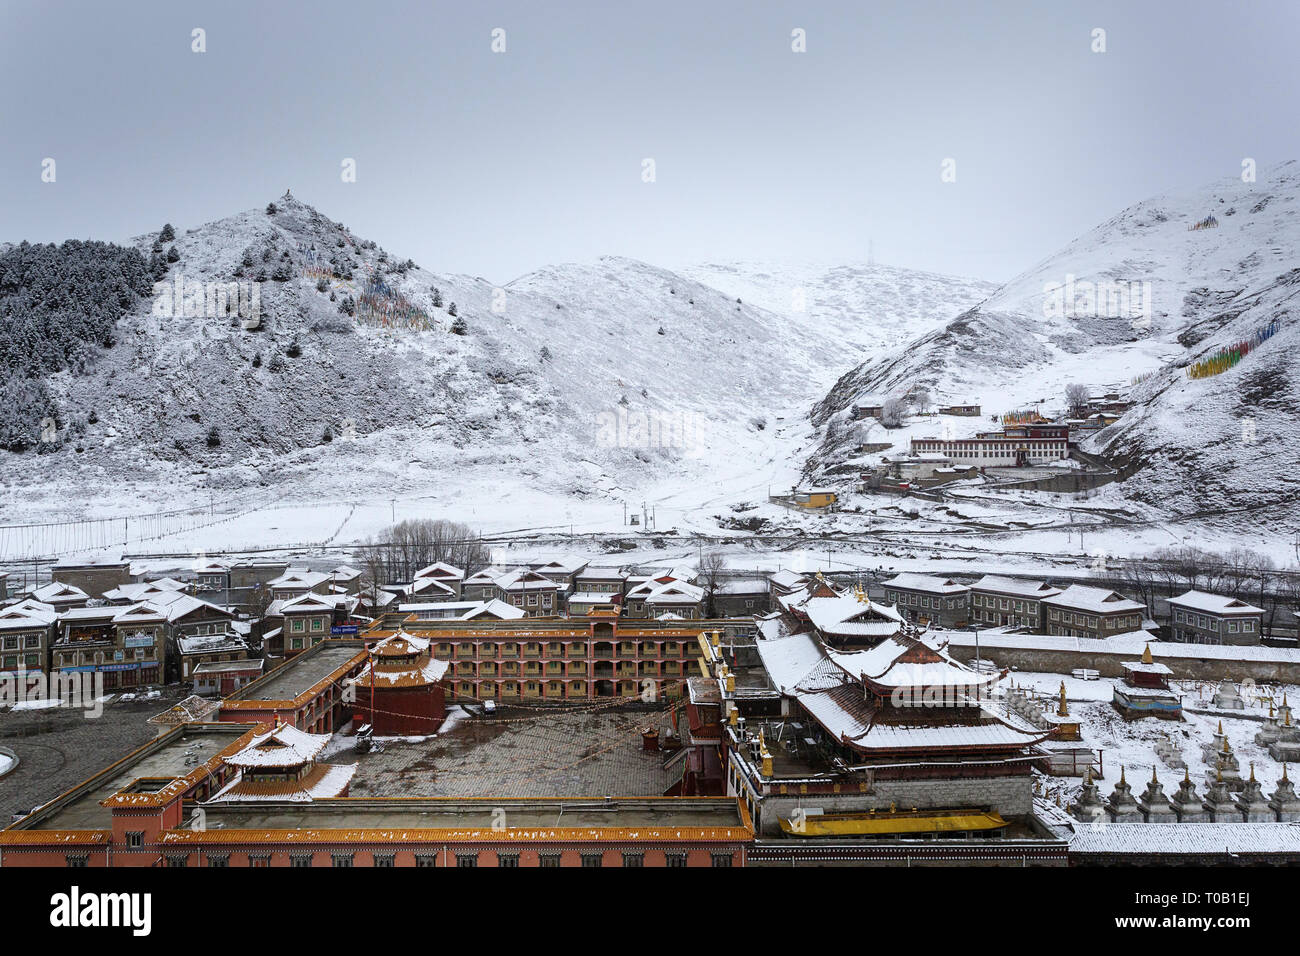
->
160, 223, 175, 242
448, 302, 458, 317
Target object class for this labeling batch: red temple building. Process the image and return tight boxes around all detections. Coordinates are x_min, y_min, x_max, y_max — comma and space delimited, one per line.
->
345, 632, 450, 736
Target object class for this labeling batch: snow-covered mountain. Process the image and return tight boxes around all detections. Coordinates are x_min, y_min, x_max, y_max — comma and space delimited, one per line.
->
0, 195, 992, 530
806, 162, 1300, 529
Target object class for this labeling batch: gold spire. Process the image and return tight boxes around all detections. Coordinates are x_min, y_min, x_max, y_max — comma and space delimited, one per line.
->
1119, 765, 1127, 784
1141, 643, 1153, 664
1217, 719, 1224, 735
1151, 766, 1159, 784
1250, 762, 1256, 783
1057, 681, 1069, 717
1183, 766, 1191, 784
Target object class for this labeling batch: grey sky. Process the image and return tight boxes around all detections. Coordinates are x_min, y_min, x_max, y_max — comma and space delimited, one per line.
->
2, 0, 1297, 285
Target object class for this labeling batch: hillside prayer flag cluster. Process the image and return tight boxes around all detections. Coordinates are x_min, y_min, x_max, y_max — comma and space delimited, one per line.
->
1187, 318, 1281, 379
355, 268, 437, 331
1188, 214, 1220, 231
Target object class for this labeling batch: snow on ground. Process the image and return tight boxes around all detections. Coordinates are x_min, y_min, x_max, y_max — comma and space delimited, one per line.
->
1003, 671, 1297, 810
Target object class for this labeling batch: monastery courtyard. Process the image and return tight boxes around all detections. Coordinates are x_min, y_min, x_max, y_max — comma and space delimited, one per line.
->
332, 702, 681, 798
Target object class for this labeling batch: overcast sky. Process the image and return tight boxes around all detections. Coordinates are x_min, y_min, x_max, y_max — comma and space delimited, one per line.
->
2, 0, 1297, 284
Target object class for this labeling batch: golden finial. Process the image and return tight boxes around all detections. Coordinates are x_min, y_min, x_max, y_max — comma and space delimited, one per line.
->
1223, 735, 1231, 754
1183, 766, 1191, 784
1058, 681, 1069, 717
1216, 766, 1224, 782
1217, 720, 1224, 735
1151, 766, 1159, 784
1141, 643, 1153, 664
1284, 763, 1291, 783
1119, 765, 1127, 784
1250, 762, 1256, 783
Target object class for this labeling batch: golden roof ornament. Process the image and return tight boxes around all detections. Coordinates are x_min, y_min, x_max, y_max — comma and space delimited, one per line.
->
1057, 681, 1069, 717
1141, 643, 1153, 664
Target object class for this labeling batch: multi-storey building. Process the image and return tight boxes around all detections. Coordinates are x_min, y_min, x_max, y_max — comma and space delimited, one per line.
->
882, 572, 970, 628
1043, 585, 1146, 639
1167, 590, 1265, 646
369, 611, 740, 703
51, 601, 167, 689
910, 432, 1069, 467
0, 599, 57, 680
493, 569, 563, 617
969, 576, 1061, 631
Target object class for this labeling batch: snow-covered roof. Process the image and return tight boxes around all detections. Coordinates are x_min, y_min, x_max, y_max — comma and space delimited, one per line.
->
494, 569, 560, 592
797, 591, 903, 639
970, 575, 1061, 600
644, 581, 705, 606
1043, 584, 1145, 615
567, 591, 622, 604
177, 632, 249, 655
0, 599, 58, 627
30, 582, 89, 603
224, 723, 331, 768
1168, 590, 1264, 616
464, 566, 507, 585
413, 561, 464, 581
753, 632, 845, 695
409, 575, 457, 597
459, 599, 525, 621
882, 572, 969, 594
1070, 823, 1300, 856
768, 569, 807, 590
267, 569, 330, 590
575, 566, 625, 582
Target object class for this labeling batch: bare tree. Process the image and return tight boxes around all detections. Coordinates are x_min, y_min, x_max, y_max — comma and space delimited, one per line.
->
879, 397, 907, 428
1064, 383, 1091, 419
353, 518, 492, 584
698, 551, 727, 617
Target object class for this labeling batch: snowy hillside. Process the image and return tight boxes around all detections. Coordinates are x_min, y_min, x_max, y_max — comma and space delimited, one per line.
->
807, 162, 1300, 530
0, 194, 992, 541
678, 259, 996, 356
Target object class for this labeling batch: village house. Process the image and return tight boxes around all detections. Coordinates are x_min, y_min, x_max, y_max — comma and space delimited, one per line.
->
193, 559, 232, 592
329, 565, 364, 595
493, 569, 563, 617
969, 576, 1061, 631
229, 560, 291, 591
881, 572, 970, 628
709, 578, 770, 618
462, 566, 507, 602
176, 631, 252, 684
50, 601, 168, 690
49, 554, 133, 598
192, 657, 265, 697
567, 566, 627, 615
1042, 585, 1147, 639
266, 568, 332, 601
624, 572, 704, 619
410, 561, 465, 598
937, 403, 982, 416
0, 600, 58, 680
28, 580, 91, 612
1167, 590, 1265, 646
271, 593, 354, 657
533, 558, 588, 589
406, 574, 461, 603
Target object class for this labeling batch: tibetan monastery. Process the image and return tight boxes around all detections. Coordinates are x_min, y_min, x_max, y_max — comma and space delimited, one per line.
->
207, 721, 355, 803
698, 577, 1059, 856
343, 631, 449, 735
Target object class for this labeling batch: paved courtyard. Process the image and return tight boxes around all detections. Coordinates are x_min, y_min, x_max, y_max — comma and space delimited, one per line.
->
338, 703, 681, 799
0, 689, 189, 822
